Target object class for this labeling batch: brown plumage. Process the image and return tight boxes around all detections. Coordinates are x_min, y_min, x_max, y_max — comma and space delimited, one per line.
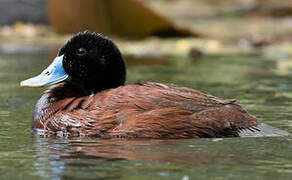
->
33, 81, 258, 138
21, 32, 259, 138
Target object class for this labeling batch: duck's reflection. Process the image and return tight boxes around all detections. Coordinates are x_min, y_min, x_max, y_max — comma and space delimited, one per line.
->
32, 136, 249, 179
33, 136, 247, 163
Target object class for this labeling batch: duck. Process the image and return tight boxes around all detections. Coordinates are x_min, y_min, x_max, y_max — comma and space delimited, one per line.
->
20, 31, 262, 138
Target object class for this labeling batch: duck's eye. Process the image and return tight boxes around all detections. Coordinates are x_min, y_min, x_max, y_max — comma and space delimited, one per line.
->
77, 48, 86, 56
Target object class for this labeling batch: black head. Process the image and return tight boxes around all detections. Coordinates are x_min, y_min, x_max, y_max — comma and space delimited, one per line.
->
58, 31, 126, 95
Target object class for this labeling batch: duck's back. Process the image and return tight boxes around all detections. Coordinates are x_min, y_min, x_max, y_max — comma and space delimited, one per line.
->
33, 81, 258, 138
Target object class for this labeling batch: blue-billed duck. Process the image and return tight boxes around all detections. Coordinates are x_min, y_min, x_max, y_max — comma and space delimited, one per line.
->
20, 31, 285, 138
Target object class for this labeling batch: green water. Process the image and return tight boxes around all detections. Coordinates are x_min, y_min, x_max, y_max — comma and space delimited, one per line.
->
0, 51, 292, 180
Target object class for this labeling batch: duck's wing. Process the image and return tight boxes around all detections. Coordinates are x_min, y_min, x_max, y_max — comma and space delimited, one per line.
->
128, 81, 259, 138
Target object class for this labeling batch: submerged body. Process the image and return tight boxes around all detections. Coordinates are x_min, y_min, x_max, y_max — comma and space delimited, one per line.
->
21, 31, 288, 138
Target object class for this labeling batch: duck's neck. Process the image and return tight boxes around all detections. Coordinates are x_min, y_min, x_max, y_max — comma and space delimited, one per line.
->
66, 61, 126, 96
65, 77, 125, 96
48, 77, 125, 99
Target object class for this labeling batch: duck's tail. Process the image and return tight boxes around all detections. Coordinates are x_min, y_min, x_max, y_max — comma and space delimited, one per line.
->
239, 123, 291, 137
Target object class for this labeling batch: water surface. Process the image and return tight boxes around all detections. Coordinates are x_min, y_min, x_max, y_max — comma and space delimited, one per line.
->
0, 51, 292, 179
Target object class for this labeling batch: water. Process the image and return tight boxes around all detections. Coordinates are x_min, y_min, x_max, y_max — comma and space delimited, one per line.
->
0, 51, 292, 179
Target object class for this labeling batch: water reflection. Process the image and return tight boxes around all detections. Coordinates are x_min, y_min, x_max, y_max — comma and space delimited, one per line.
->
33, 137, 243, 164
